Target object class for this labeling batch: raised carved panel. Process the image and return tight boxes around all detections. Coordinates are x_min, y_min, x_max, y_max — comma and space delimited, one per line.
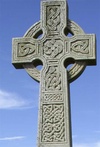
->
43, 93, 63, 102
18, 42, 36, 57
46, 5, 61, 32
43, 39, 63, 59
71, 39, 89, 54
45, 66, 61, 91
42, 104, 65, 142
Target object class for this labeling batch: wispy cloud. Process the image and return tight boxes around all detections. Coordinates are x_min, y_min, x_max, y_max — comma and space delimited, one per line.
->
73, 142, 100, 147
0, 136, 25, 141
0, 89, 36, 109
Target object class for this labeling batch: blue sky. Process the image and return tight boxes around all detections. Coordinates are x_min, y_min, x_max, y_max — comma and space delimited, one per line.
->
0, 0, 100, 147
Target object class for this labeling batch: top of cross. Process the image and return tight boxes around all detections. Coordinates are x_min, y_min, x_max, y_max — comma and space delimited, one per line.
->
12, 0, 96, 83
41, 0, 67, 36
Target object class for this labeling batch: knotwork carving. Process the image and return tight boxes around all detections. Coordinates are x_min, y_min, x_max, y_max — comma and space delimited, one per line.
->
43, 39, 63, 58
43, 93, 63, 102
45, 66, 61, 90
23, 20, 86, 83
46, 6, 60, 31
42, 104, 65, 142
71, 40, 89, 54
23, 20, 86, 82
18, 43, 36, 57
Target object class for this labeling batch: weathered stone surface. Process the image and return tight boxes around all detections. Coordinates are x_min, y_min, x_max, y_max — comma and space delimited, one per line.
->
12, 0, 96, 147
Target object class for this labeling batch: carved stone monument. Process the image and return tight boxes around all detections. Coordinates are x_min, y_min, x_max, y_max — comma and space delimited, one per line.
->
12, 0, 96, 147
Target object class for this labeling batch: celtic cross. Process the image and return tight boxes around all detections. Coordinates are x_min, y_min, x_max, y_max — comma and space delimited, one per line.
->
12, 0, 96, 147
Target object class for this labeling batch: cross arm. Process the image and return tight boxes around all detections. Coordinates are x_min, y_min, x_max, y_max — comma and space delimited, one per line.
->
12, 37, 39, 69
67, 34, 96, 65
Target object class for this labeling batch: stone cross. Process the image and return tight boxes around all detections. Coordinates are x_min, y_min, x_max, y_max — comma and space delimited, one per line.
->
12, 0, 96, 147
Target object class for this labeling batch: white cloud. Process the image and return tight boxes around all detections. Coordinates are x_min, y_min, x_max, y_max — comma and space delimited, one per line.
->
0, 89, 34, 109
0, 136, 25, 141
73, 142, 100, 147
96, 142, 100, 147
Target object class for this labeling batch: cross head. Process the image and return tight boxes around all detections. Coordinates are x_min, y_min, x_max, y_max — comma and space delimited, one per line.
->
12, 0, 96, 147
